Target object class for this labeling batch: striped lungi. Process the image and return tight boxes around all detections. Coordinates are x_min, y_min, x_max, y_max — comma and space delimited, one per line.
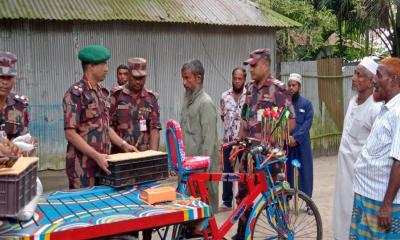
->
350, 193, 400, 239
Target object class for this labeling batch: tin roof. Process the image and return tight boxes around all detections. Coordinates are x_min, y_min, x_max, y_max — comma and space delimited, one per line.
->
0, 0, 300, 27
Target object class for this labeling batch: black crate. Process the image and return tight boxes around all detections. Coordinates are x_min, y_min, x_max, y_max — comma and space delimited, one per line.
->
107, 155, 168, 173
107, 163, 168, 179
98, 151, 169, 187
0, 160, 37, 217
98, 171, 169, 188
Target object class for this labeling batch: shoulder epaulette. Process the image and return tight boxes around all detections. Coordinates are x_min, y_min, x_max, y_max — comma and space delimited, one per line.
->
111, 85, 124, 94
71, 82, 84, 96
146, 89, 159, 99
13, 94, 29, 105
272, 78, 286, 90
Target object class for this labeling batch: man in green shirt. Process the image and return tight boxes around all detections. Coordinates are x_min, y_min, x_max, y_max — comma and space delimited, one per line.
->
180, 59, 219, 213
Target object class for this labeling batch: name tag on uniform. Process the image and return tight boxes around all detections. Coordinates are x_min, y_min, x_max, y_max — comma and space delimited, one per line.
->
257, 109, 264, 122
299, 109, 305, 113
263, 94, 271, 101
117, 105, 129, 109
140, 119, 147, 131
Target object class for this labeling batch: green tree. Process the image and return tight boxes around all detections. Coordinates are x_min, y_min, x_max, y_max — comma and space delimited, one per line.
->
319, 0, 400, 57
257, 0, 337, 61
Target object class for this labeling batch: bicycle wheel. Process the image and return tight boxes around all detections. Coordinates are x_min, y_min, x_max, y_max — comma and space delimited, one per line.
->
250, 189, 323, 240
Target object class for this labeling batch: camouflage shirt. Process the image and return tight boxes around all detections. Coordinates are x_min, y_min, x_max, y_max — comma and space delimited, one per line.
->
110, 85, 161, 152
0, 93, 30, 140
63, 76, 111, 188
241, 76, 295, 139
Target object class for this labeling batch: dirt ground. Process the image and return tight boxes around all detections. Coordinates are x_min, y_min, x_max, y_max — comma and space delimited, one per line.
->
38, 155, 337, 239
311, 155, 336, 240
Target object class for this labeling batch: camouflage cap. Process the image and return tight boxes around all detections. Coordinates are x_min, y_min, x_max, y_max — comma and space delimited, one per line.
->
0, 51, 17, 77
244, 48, 271, 66
128, 57, 147, 77
78, 45, 111, 63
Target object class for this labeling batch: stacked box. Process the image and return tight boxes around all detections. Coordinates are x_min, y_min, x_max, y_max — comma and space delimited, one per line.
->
0, 157, 38, 217
98, 151, 169, 188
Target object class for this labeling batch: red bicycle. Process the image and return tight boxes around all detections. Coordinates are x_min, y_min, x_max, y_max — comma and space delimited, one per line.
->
166, 120, 322, 240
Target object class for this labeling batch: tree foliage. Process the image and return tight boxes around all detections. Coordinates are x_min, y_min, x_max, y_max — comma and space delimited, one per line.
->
318, 0, 400, 57
257, 0, 337, 61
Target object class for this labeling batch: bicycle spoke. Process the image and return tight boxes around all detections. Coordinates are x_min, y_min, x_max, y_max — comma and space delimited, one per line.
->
289, 196, 306, 227
253, 232, 281, 240
295, 224, 318, 237
295, 230, 318, 237
292, 209, 316, 229
254, 229, 276, 236
255, 217, 279, 234
289, 199, 307, 226
254, 211, 282, 237
291, 210, 309, 229
293, 233, 318, 239
255, 226, 277, 235
251, 191, 321, 240
254, 221, 277, 234
291, 208, 317, 232
295, 217, 317, 235
260, 212, 274, 227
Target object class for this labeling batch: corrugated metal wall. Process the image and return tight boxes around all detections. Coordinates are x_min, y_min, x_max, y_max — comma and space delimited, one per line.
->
0, 20, 276, 170
342, 64, 356, 113
280, 61, 355, 119
280, 60, 320, 114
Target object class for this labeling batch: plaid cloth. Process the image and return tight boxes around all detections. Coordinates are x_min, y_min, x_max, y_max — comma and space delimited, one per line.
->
350, 193, 400, 239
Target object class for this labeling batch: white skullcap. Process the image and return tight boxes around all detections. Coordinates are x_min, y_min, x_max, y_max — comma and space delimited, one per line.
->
289, 73, 302, 85
359, 57, 378, 75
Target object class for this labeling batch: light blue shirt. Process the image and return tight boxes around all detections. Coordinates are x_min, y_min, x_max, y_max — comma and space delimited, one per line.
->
354, 93, 400, 203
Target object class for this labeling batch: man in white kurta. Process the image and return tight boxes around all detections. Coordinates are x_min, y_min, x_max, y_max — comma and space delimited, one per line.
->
332, 57, 382, 240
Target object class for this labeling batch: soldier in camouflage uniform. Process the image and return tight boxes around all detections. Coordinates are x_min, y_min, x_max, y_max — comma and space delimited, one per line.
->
239, 48, 296, 139
0, 51, 30, 141
63, 45, 137, 189
110, 58, 160, 240
233, 48, 296, 240
0, 51, 27, 165
110, 58, 161, 152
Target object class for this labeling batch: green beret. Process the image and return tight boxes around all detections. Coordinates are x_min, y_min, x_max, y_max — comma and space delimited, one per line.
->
78, 45, 111, 63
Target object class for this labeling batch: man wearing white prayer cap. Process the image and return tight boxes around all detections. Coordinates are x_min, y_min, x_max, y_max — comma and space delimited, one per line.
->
286, 73, 314, 203
332, 57, 383, 240
289, 73, 302, 84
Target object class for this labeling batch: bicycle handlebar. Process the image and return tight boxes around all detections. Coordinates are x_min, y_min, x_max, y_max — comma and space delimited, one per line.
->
249, 145, 267, 155
222, 139, 240, 149
222, 137, 262, 150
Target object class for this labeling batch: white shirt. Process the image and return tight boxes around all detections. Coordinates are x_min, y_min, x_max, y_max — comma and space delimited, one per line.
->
340, 95, 381, 157
354, 93, 400, 203
332, 95, 381, 240
220, 88, 246, 142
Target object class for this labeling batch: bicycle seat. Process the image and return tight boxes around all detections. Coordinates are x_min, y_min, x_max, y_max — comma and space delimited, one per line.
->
182, 156, 210, 171
166, 120, 210, 173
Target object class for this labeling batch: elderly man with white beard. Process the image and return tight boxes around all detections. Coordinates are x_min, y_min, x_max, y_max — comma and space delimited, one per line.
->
332, 57, 382, 240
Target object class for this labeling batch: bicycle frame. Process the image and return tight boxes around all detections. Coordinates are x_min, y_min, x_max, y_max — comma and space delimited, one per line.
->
186, 172, 267, 240
165, 121, 311, 240
181, 147, 295, 240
